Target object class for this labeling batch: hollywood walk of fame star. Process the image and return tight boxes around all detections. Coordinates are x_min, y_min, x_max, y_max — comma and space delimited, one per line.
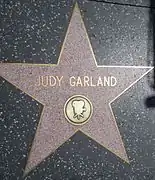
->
0, 3, 153, 175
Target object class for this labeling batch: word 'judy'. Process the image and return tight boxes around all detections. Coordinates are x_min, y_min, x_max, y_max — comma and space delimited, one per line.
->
36, 75, 117, 87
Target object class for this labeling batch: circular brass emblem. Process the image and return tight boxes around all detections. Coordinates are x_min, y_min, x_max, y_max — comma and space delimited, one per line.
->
64, 95, 93, 125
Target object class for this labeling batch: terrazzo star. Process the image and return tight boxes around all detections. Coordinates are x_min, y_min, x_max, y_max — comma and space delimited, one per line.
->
0, 3, 152, 175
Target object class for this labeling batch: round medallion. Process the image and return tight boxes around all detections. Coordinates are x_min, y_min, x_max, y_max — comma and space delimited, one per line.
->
64, 95, 93, 125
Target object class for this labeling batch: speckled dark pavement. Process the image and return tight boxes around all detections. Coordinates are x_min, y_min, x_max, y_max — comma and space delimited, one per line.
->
0, 1, 155, 180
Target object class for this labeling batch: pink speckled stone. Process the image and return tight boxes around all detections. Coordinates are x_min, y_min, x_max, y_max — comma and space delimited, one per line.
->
0, 3, 152, 175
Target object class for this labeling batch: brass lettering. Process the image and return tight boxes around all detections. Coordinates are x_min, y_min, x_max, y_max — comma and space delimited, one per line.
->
111, 76, 117, 86
36, 75, 64, 87
56, 76, 63, 86
90, 77, 96, 87
76, 77, 83, 87
42, 76, 49, 87
83, 76, 90, 87
36, 75, 117, 88
103, 77, 110, 86
37, 76, 41, 86
70, 76, 76, 86
97, 76, 103, 86
49, 76, 56, 87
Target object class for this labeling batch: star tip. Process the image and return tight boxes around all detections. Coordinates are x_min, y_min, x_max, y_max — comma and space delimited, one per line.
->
22, 167, 33, 178
22, 170, 28, 178
145, 66, 154, 72
144, 66, 154, 69
74, 1, 79, 9
134, 66, 154, 71
126, 158, 130, 165
74, 1, 78, 6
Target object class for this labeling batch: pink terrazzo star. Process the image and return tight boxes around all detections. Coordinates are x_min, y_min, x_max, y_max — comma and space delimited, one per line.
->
0, 3, 153, 175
